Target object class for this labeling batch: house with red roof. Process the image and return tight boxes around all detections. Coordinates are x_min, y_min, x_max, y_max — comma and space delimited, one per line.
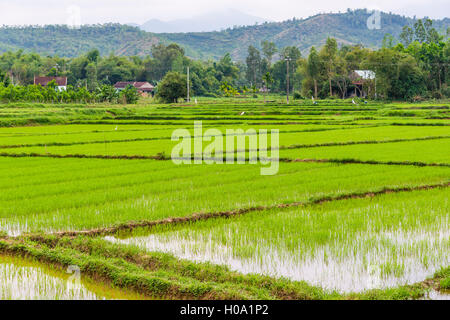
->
34, 76, 68, 91
114, 82, 154, 95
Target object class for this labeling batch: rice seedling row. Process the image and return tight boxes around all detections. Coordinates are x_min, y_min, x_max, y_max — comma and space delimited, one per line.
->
107, 188, 449, 293
0, 100, 448, 300
2, 125, 448, 163
0, 157, 449, 235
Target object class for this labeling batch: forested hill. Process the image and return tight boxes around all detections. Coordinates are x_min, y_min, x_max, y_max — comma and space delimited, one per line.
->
164, 10, 450, 60
0, 9, 449, 60
0, 24, 161, 57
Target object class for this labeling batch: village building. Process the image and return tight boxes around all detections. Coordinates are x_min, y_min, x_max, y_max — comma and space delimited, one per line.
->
114, 82, 155, 96
34, 76, 68, 91
349, 70, 376, 98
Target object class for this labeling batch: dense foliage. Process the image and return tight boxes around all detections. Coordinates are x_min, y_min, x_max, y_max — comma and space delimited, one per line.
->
0, 81, 138, 104
156, 72, 187, 103
0, 44, 243, 101
0, 18, 448, 102
297, 20, 450, 100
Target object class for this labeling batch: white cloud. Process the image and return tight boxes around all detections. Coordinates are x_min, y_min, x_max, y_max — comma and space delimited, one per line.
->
0, 0, 448, 26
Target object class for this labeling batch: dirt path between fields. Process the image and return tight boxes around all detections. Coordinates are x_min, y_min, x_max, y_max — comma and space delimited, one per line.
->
48, 181, 450, 238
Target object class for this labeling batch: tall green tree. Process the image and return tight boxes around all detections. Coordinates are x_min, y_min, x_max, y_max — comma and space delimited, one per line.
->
215, 53, 239, 82
306, 47, 320, 99
364, 48, 426, 100
414, 20, 428, 43
262, 72, 274, 103
157, 71, 187, 103
423, 19, 441, 44
149, 43, 185, 80
86, 62, 98, 91
246, 46, 262, 86
86, 49, 100, 64
400, 26, 414, 47
261, 41, 278, 66
382, 34, 396, 48
320, 38, 338, 97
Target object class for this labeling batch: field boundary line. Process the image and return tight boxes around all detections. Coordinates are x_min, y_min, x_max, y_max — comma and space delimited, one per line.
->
0, 152, 167, 160
280, 135, 450, 150
214, 135, 450, 154
279, 158, 450, 167
45, 181, 450, 238
68, 121, 450, 127
389, 122, 450, 127
0, 125, 383, 149
1, 152, 449, 168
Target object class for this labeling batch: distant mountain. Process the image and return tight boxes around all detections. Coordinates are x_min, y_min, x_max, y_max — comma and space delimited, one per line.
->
0, 9, 448, 60
140, 9, 270, 33
162, 10, 450, 60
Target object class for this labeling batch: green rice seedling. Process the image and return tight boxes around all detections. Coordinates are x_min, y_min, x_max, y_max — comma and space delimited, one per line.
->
106, 189, 450, 293
0, 157, 448, 235
0, 256, 104, 300
2, 124, 449, 159
0, 100, 448, 299
280, 139, 450, 164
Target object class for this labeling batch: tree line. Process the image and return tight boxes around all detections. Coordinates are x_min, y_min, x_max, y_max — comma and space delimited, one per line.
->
0, 80, 140, 104
247, 19, 449, 101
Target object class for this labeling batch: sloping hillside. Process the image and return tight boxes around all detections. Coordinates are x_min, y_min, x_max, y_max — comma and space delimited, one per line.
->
0, 10, 448, 60
163, 10, 450, 59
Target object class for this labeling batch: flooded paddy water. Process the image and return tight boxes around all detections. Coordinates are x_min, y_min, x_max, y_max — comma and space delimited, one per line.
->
105, 228, 450, 293
0, 255, 145, 300
423, 290, 450, 300
105, 190, 450, 294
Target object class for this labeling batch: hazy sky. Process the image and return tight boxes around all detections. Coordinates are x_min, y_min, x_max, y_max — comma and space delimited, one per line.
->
0, 0, 448, 25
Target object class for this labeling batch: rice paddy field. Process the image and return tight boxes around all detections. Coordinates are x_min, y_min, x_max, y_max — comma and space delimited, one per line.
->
0, 98, 449, 300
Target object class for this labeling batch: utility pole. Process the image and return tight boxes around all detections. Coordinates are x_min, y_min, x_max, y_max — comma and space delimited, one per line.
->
374, 74, 377, 100
187, 66, 190, 103
285, 57, 292, 104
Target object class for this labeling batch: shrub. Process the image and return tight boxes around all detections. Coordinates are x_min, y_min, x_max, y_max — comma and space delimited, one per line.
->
157, 72, 187, 103
120, 85, 139, 104
293, 92, 303, 100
